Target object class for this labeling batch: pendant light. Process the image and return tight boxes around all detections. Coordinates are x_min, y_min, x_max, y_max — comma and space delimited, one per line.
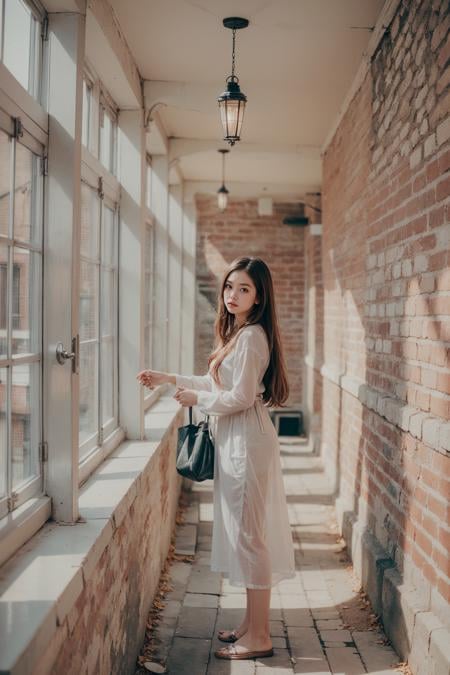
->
218, 17, 249, 146
217, 149, 229, 211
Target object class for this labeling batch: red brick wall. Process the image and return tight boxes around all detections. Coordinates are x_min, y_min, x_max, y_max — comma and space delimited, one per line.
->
194, 197, 306, 407
304, 227, 324, 437
322, 0, 449, 624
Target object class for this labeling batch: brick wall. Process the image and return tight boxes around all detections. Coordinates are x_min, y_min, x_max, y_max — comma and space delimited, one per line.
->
194, 196, 308, 408
304, 226, 324, 438
321, 0, 450, 663
34, 417, 182, 675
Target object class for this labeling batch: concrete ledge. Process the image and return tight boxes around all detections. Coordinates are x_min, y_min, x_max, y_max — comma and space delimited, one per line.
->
0, 394, 183, 675
335, 499, 449, 675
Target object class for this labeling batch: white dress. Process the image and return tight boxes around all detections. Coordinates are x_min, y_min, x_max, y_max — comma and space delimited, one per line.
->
175, 323, 295, 589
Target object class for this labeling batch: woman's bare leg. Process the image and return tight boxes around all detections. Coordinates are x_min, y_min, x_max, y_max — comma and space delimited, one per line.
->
218, 588, 250, 639
232, 587, 272, 652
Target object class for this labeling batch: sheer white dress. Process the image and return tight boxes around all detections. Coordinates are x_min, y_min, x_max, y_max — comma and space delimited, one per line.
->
175, 323, 295, 589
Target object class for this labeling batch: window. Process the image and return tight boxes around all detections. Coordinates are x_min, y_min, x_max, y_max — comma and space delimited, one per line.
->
79, 181, 118, 458
0, 264, 21, 330
80, 73, 120, 460
82, 78, 92, 149
144, 222, 154, 371
0, 124, 43, 518
1, 0, 45, 100
99, 98, 117, 175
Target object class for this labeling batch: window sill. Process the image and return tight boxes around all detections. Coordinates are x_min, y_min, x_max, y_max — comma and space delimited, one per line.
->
0, 495, 52, 568
0, 393, 181, 675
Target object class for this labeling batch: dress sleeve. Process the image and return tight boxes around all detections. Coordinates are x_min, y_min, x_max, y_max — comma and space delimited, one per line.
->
196, 339, 265, 416
175, 372, 213, 392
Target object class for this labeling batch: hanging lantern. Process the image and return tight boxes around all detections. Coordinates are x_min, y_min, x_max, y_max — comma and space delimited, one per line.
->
217, 149, 229, 211
218, 17, 249, 146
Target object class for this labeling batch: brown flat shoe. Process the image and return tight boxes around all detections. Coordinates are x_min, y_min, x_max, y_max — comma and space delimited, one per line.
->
217, 629, 240, 643
215, 645, 274, 660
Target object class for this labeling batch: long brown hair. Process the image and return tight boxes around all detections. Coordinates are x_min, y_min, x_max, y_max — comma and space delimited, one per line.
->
208, 256, 289, 407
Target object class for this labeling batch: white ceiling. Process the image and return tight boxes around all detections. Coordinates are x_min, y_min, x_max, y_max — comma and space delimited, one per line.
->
108, 0, 385, 197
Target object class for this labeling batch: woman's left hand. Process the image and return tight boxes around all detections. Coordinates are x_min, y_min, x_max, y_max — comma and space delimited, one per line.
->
173, 386, 198, 407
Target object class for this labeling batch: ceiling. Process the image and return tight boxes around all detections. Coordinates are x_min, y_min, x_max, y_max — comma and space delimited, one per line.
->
108, 0, 385, 198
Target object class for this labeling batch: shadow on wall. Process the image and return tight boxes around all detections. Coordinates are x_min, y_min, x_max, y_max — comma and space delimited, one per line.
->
320, 0, 450, 663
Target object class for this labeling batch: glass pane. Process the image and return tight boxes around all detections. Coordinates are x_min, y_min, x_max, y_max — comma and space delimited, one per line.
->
12, 247, 41, 356
0, 367, 7, 498
0, 130, 11, 237
101, 268, 114, 337
14, 142, 43, 245
99, 107, 112, 172
102, 206, 115, 266
82, 80, 91, 148
0, 245, 8, 358
101, 338, 113, 426
80, 183, 99, 259
79, 341, 98, 448
3, 0, 32, 91
80, 260, 98, 341
11, 362, 40, 489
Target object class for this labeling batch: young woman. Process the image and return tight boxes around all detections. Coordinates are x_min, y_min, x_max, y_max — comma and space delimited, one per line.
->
137, 256, 295, 661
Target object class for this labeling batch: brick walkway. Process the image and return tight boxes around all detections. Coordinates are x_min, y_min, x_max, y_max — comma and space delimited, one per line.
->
141, 437, 402, 674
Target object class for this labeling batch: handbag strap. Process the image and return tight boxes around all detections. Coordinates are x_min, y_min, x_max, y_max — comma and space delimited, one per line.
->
188, 406, 209, 425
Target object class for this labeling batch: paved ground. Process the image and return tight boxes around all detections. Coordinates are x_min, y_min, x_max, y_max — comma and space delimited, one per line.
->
137, 437, 402, 674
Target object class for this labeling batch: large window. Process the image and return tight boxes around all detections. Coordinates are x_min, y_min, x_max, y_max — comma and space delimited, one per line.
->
0, 120, 44, 518
1, 0, 46, 101
99, 98, 117, 175
144, 222, 154, 371
80, 70, 119, 461
79, 180, 118, 458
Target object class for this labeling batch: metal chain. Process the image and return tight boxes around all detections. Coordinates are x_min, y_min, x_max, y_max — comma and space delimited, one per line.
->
231, 28, 236, 78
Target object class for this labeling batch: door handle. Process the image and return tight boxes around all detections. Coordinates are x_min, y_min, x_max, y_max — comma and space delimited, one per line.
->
56, 335, 79, 373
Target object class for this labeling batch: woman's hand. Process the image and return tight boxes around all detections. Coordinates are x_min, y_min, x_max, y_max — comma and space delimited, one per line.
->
173, 386, 198, 407
136, 369, 172, 389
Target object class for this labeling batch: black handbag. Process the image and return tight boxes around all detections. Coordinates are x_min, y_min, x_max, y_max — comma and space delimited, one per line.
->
176, 406, 215, 481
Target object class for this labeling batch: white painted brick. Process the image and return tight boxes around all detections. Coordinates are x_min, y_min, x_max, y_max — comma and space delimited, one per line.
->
436, 115, 450, 147
399, 406, 415, 432
410, 146, 423, 169
420, 116, 429, 136
390, 319, 400, 336
367, 253, 377, 269
422, 417, 441, 448
438, 423, 450, 453
414, 254, 428, 273
395, 300, 404, 315
429, 627, 450, 675
424, 132, 437, 157
393, 262, 402, 279
409, 412, 428, 439
402, 259, 412, 276
387, 303, 396, 317
400, 320, 410, 336
382, 340, 392, 354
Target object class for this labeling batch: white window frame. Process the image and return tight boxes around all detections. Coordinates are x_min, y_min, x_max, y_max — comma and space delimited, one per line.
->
0, 76, 47, 522
0, 0, 48, 106
78, 69, 121, 484
98, 89, 118, 176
